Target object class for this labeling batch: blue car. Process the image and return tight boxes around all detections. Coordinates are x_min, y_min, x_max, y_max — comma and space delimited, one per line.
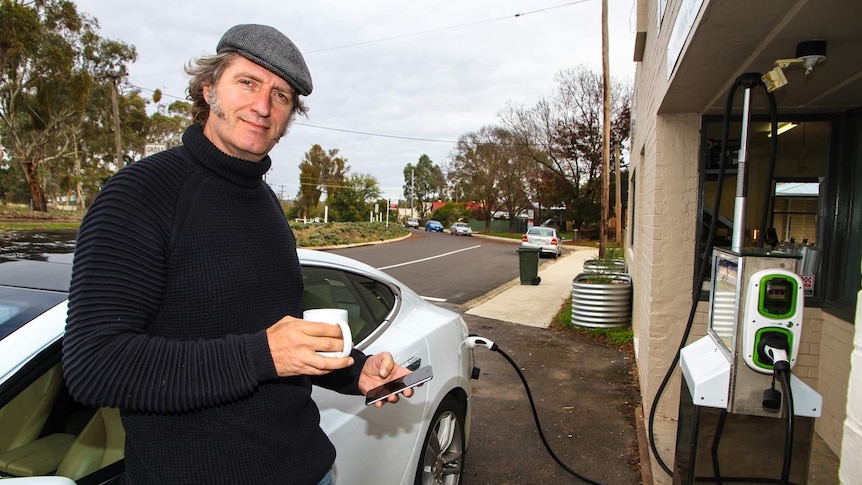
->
424, 220, 444, 232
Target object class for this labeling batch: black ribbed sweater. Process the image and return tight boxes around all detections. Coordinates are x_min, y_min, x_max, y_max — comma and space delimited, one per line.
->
63, 125, 366, 485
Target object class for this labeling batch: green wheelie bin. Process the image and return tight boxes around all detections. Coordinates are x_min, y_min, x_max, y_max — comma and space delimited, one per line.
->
517, 247, 541, 285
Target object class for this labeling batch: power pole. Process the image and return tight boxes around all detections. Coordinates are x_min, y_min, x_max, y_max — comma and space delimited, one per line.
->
615, 144, 622, 245
106, 68, 125, 167
600, 0, 611, 258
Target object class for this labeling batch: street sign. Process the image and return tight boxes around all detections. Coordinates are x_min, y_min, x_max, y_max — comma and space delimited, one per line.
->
145, 143, 167, 157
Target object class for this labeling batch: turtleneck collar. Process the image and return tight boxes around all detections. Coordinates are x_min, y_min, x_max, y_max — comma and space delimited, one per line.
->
181, 124, 273, 188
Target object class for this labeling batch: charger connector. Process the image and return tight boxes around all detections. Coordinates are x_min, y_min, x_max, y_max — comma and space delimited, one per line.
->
764, 345, 789, 366
465, 335, 497, 351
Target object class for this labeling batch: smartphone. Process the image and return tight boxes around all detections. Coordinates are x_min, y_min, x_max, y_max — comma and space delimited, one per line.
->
365, 365, 433, 406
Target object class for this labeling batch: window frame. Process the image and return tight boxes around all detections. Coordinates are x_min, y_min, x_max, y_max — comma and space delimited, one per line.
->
695, 112, 859, 322
300, 262, 402, 348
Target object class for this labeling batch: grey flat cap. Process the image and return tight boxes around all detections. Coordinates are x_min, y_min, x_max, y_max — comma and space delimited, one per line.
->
217, 24, 312, 96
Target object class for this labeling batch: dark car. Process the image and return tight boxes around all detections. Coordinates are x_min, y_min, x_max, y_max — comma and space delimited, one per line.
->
424, 220, 444, 232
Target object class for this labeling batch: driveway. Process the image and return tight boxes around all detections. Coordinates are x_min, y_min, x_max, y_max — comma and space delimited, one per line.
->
458, 312, 642, 484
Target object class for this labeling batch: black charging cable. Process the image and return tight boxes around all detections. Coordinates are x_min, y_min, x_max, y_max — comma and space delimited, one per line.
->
763, 338, 796, 485
466, 336, 605, 485
704, 338, 797, 484
646, 73, 745, 476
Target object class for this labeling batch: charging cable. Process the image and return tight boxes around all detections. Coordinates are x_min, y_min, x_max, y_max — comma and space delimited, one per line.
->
762, 339, 795, 485
466, 336, 605, 485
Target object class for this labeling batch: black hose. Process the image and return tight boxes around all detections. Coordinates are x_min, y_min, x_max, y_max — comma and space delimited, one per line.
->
491, 344, 605, 485
710, 409, 729, 484
647, 75, 744, 476
757, 90, 779, 247
776, 367, 795, 484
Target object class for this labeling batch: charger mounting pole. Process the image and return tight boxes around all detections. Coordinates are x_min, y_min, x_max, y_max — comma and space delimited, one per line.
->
731, 73, 762, 252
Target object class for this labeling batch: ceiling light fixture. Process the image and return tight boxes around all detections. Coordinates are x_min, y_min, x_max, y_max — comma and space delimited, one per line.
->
767, 122, 798, 137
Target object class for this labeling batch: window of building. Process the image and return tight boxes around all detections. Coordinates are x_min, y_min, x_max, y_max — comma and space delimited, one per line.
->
696, 114, 860, 321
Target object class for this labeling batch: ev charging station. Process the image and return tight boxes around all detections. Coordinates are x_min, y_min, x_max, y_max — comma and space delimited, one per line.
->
672, 48, 827, 484
675, 249, 822, 483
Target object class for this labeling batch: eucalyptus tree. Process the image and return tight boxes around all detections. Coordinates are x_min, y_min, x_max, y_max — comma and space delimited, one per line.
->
0, 0, 136, 210
402, 154, 444, 217
295, 144, 348, 220
327, 173, 381, 222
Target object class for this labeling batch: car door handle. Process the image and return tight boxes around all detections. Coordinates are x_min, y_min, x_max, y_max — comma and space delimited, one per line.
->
401, 356, 421, 371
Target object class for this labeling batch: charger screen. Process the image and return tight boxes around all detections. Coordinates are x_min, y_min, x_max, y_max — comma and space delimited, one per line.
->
761, 277, 795, 317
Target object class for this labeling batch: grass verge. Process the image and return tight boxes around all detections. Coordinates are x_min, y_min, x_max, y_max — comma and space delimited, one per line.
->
550, 296, 634, 346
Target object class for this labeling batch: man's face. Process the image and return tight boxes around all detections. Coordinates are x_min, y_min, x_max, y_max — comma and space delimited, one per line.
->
202, 56, 295, 162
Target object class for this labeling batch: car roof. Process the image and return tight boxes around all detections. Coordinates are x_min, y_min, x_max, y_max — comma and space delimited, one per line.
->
0, 249, 408, 299
0, 259, 74, 292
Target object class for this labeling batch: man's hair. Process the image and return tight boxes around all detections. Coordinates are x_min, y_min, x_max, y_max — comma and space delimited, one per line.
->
185, 52, 309, 126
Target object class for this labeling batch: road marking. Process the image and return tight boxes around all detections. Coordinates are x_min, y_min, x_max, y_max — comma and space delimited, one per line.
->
421, 296, 447, 302
376, 245, 482, 270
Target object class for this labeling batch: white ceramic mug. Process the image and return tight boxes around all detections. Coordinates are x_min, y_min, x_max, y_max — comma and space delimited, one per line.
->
302, 308, 352, 358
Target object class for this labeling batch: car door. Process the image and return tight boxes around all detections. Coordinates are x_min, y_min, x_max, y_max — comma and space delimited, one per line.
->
304, 264, 431, 485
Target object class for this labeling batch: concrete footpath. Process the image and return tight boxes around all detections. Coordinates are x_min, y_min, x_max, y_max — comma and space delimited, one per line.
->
465, 247, 598, 328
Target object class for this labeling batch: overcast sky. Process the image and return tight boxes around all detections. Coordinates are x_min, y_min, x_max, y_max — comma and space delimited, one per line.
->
74, 0, 637, 202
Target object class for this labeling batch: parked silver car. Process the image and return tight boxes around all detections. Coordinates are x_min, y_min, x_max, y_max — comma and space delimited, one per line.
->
520, 226, 563, 258
449, 222, 473, 236
0, 250, 473, 485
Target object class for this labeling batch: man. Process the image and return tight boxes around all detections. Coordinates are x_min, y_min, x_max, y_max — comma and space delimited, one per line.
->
63, 24, 410, 485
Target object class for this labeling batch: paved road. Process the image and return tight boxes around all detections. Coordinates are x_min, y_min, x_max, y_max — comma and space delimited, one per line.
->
329, 230, 557, 304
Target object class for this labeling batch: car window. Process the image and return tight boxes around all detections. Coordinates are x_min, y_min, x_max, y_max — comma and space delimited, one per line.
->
0, 287, 67, 341
0, 347, 122, 482
302, 266, 398, 344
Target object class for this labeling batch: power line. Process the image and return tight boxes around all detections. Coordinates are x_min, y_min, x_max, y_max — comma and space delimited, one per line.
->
305, 1, 591, 54
294, 122, 458, 143
123, 1, 594, 145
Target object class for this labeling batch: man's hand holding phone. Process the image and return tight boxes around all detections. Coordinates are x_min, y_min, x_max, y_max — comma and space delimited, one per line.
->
359, 353, 431, 407
365, 365, 433, 406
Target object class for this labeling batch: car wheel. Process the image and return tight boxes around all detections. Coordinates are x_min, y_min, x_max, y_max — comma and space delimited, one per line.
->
415, 396, 466, 485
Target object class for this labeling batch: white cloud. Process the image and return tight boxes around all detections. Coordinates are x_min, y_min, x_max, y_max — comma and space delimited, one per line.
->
75, 0, 636, 201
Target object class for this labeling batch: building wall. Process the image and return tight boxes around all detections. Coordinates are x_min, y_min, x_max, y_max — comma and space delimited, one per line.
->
629, 2, 701, 481
815, 311, 853, 451
841, 282, 862, 482
631, 0, 858, 481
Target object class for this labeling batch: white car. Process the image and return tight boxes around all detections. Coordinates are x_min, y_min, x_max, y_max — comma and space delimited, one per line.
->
0, 250, 473, 485
449, 222, 473, 236
520, 226, 564, 258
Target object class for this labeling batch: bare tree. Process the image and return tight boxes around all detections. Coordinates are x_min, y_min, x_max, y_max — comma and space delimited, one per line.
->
500, 65, 631, 232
